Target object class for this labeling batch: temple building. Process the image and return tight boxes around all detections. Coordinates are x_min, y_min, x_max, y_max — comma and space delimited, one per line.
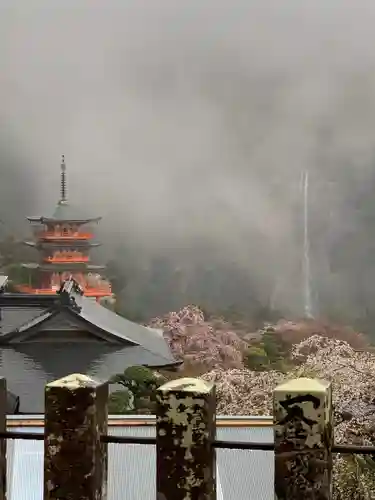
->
16, 155, 112, 300
0, 276, 178, 413
0, 157, 178, 412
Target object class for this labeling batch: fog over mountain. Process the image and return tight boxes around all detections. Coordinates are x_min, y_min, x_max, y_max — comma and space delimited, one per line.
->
1, 1, 375, 322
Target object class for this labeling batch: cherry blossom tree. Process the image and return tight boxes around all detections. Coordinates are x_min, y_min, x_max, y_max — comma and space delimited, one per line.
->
203, 335, 375, 499
149, 305, 249, 370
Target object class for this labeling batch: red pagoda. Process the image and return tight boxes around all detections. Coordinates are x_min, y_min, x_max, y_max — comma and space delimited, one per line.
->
17, 156, 112, 300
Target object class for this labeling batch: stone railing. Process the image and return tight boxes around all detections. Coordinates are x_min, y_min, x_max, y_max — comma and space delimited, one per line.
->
0, 374, 334, 500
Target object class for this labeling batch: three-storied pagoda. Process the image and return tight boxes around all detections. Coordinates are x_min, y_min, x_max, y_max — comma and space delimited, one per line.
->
17, 156, 112, 300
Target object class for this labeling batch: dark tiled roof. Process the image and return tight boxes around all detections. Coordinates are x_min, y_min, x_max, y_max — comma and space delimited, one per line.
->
15, 310, 55, 334
72, 293, 174, 362
27, 202, 101, 224
0, 281, 175, 364
1, 290, 175, 364
52, 201, 101, 222
0, 278, 177, 412
0, 308, 48, 335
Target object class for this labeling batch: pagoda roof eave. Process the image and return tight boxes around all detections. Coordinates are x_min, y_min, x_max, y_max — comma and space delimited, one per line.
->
27, 216, 102, 224
21, 263, 39, 269
46, 266, 106, 272
21, 263, 106, 271
23, 240, 101, 248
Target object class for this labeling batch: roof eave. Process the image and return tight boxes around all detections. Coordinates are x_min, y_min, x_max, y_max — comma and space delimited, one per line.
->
37, 264, 106, 271
148, 359, 183, 370
61, 305, 139, 346
77, 311, 177, 361
0, 309, 56, 344
62, 298, 176, 360
27, 216, 102, 224
0, 294, 59, 307
43, 217, 101, 224
26, 216, 43, 223
33, 241, 101, 247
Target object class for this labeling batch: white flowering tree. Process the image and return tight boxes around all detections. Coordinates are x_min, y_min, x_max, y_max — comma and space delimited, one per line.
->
202, 335, 375, 499
148, 305, 249, 370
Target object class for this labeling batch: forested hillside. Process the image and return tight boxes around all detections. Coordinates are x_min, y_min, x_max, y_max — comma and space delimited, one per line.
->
108, 306, 375, 500
6, 219, 375, 341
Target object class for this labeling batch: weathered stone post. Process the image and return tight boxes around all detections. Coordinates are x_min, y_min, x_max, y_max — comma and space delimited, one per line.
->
44, 373, 108, 500
156, 377, 216, 500
0, 378, 6, 500
273, 377, 333, 500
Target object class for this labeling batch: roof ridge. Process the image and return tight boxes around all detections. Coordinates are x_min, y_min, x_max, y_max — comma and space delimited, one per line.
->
14, 308, 55, 333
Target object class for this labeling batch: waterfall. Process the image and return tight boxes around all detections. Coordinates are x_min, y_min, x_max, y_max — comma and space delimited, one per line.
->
302, 170, 313, 318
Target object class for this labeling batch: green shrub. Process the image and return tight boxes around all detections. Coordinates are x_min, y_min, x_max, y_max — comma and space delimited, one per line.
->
108, 389, 133, 414
108, 365, 167, 414
244, 345, 269, 371
262, 329, 288, 360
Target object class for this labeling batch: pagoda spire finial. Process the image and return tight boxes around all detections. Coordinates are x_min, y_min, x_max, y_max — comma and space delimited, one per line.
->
59, 154, 67, 205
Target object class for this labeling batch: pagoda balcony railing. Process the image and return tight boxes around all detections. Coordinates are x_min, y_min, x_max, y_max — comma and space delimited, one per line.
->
44, 256, 90, 263
38, 232, 93, 240
84, 287, 112, 296
15, 284, 112, 296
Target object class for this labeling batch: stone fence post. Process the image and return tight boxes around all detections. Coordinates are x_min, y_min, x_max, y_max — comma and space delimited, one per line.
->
44, 373, 108, 500
156, 377, 217, 500
273, 377, 333, 500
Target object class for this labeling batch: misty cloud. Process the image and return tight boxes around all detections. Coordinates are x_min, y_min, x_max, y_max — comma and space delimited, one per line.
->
1, 0, 375, 318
